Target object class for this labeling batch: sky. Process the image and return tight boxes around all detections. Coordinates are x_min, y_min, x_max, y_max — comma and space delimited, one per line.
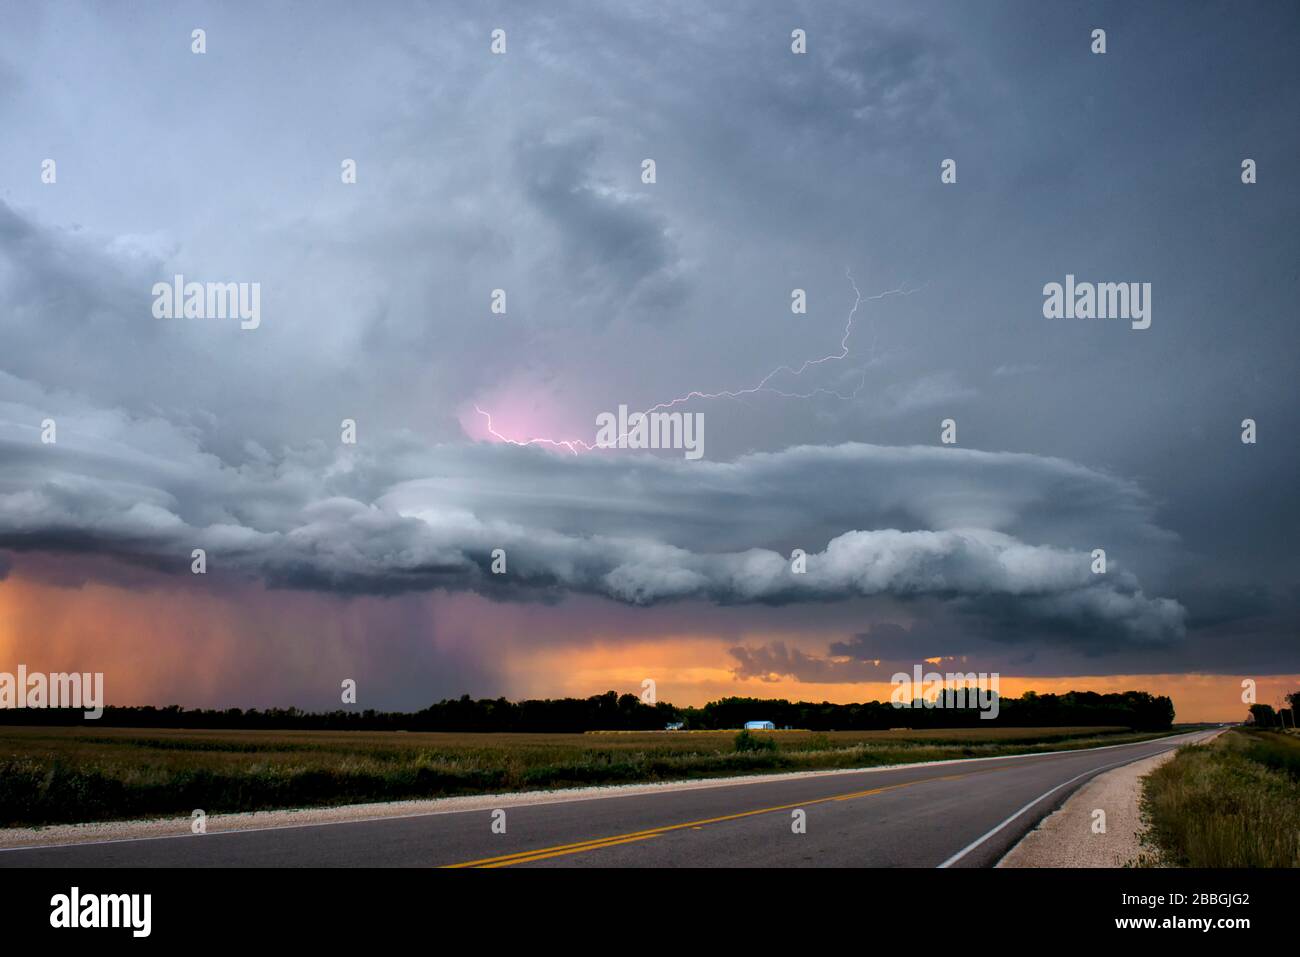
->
0, 1, 1297, 722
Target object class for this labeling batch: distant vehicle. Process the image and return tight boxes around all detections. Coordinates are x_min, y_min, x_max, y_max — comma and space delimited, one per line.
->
744, 720, 775, 730
664, 722, 685, 731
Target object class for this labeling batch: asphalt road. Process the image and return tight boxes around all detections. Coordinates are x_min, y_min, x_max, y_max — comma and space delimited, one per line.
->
0, 731, 1214, 868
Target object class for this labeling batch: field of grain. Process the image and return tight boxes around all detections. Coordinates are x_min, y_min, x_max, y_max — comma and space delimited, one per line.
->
0, 724, 1159, 827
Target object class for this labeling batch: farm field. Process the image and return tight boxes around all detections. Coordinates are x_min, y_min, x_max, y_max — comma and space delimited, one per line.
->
0, 724, 1171, 827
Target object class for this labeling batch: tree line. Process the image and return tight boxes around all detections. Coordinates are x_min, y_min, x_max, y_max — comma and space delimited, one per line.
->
0, 688, 1176, 731
1247, 691, 1299, 730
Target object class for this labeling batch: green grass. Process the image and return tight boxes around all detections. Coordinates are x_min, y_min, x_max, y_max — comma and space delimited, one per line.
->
0, 724, 1169, 828
1139, 729, 1300, 868
733, 729, 778, 753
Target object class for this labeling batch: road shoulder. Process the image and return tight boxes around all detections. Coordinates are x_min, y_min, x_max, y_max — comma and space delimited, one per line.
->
996, 749, 1177, 867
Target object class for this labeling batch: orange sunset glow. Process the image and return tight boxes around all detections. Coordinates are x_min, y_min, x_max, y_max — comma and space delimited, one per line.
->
2, 572, 1290, 723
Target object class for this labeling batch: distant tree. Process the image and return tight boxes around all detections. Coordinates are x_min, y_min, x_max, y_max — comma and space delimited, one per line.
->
1249, 704, 1277, 728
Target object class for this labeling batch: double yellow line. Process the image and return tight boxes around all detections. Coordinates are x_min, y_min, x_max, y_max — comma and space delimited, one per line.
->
443, 767, 993, 868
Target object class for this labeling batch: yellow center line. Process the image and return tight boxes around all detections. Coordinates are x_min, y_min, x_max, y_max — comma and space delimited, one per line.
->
477, 833, 664, 868
442, 765, 1006, 868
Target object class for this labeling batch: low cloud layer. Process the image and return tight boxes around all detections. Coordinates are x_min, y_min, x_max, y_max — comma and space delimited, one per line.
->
0, 377, 1183, 644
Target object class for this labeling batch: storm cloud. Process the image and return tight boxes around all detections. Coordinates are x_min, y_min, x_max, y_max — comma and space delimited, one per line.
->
0, 0, 1296, 702
0, 377, 1183, 643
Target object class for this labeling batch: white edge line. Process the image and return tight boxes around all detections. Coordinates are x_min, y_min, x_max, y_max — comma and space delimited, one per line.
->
936, 730, 1213, 868
0, 729, 1207, 855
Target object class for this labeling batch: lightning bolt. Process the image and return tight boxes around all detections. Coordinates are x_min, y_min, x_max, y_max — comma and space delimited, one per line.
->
474, 269, 924, 454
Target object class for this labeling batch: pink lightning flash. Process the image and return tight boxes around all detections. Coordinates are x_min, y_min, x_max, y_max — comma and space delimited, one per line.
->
474, 269, 923, 453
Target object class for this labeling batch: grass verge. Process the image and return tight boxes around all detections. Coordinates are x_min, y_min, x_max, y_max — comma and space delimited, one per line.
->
1139, 728, 1300, 867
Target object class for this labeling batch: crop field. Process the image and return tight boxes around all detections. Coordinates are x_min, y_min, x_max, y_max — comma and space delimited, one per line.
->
0, 724, 1164, 827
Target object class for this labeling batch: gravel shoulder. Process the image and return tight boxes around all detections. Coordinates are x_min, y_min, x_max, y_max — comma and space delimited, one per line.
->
997, 732, 1217, 868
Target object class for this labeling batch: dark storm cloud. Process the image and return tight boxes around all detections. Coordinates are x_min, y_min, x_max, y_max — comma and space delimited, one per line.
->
516, 127, 688, 319
729, 641, 884, 684
0, 381, 1183, 644
0, 0, 1296, 682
